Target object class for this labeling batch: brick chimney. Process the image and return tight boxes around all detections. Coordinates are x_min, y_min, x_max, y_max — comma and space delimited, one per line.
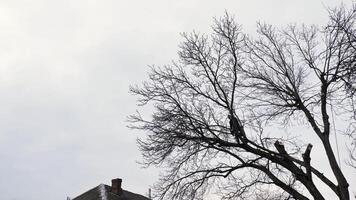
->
111, 178, 123, 195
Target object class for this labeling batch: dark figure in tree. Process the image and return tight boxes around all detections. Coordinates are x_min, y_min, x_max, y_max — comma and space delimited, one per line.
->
228, 114, 246, 143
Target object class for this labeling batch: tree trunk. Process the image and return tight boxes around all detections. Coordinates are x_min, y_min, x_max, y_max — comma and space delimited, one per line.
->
322, 138, 350, 200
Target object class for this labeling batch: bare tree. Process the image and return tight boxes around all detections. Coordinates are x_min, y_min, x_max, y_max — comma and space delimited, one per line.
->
130, 4, 356, 200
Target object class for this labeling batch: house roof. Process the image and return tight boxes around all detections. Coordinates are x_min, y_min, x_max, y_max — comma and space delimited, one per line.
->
72, 184, 151, 200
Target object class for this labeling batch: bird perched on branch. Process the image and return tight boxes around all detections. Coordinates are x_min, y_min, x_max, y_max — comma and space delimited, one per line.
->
228, 114, 246, 143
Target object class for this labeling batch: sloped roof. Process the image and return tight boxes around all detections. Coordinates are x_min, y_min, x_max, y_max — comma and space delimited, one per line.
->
72, 184, 151, 200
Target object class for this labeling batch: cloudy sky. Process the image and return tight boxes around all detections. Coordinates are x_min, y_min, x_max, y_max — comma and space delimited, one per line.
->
0, 0, 355, 200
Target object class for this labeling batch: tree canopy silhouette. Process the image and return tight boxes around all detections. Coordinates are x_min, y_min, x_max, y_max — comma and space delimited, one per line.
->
130, 4, 356, 200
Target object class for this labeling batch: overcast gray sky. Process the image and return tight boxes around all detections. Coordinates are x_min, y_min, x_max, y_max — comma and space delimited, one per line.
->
0, 0, 355, 200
